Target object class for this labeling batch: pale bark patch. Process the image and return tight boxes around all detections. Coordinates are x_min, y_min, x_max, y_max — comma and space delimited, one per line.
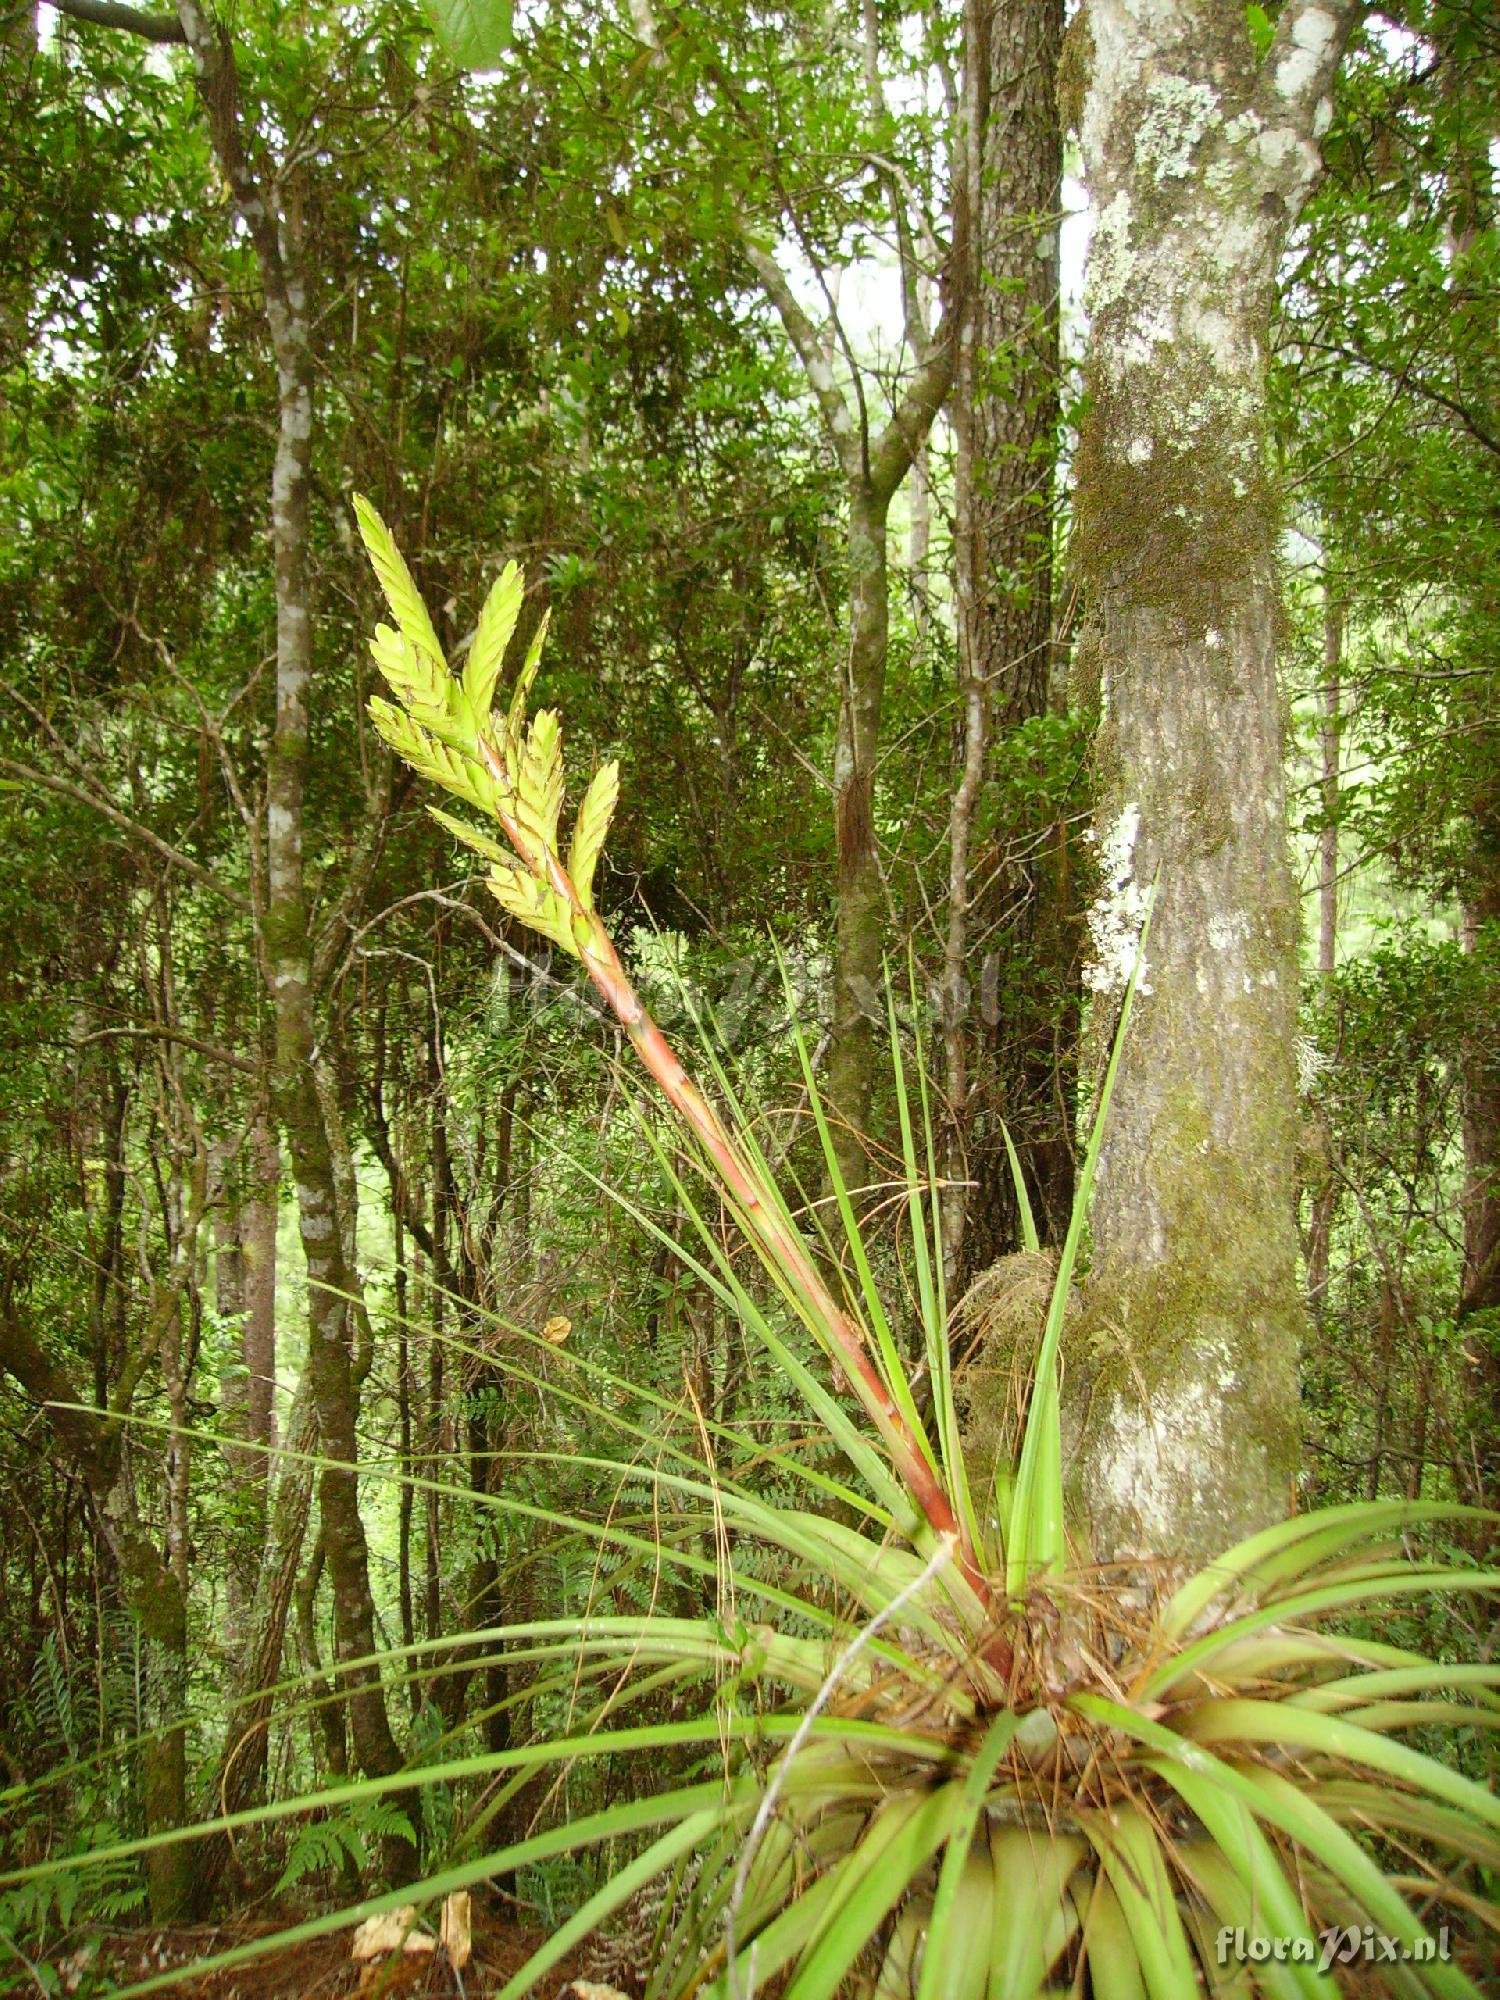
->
1091, 1338, 1241, 1553
1275, 6, 1336, 99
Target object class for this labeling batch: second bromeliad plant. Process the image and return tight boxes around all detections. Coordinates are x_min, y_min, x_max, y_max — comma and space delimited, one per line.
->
356, 500, 1498, 1999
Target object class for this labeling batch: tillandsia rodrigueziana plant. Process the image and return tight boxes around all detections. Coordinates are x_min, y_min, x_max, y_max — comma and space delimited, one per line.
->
345, 503, 1500, 1997
7, 512, 1495, 1999
354, 494, 996, 1626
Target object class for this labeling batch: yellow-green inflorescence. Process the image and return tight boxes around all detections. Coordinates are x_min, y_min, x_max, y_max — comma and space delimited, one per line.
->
353, 495, 618, 959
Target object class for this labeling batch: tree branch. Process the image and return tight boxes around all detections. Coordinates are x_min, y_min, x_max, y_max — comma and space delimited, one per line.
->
1255, 0, 1363, 146
0, 756, 253, 913
365, 1092, 437, 1264
174, 0, 293, 339
73, 1025, 259, 1076
311, 749, 396, 993
860, 0, 931, 370
0, 1303, 114, 1490
868, 325, 956, 507
737, 227, 864, 486
50, 0, 185, 42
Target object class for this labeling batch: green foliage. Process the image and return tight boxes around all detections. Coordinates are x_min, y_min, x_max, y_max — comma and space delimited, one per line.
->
1244, 3, 1275, 61
2, 5, 1498, 1996
419, 0, 513, 73
275, 1799, 416, 1897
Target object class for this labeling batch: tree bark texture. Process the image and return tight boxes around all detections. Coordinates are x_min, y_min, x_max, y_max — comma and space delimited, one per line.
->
1068, 0, 1355, 1559
947, 0, 1071, 1280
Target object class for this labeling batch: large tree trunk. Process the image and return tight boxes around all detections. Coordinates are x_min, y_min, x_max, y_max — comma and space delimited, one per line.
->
1067, 0, 1355, 1560
946, 0, 1070, 1280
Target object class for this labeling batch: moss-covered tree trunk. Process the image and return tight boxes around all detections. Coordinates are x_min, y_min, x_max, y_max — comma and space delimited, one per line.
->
1068, 0, 1354, 1559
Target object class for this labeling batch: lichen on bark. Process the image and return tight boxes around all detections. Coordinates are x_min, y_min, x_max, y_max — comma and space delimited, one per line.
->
1062, 0, 1356, 1561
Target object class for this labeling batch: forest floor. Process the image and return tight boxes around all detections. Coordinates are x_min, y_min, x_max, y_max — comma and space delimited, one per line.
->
67, 1912, 612, 2000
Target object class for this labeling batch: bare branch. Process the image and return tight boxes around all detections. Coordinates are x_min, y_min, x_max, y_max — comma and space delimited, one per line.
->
860, 0, 931, 368
73, 1026, 259, 1076
737, 227, 864, 485
311, 748, 395, 993
0, 756, 253, 913
868, 326, 955, 506
49, 0, 185, 42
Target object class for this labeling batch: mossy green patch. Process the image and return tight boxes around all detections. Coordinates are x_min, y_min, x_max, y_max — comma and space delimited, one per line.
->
1075, 341, 1277, 643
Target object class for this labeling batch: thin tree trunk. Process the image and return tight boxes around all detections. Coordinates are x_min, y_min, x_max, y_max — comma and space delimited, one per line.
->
199, 1375, 316, 1897
908, 424, 931, 674
396, 1207, 415, 1663
296, 1532, 350, 1781
1460, 779, 1500, 1322
1458, 825, 1500, 1512
947, 0, 1071, 1282
243, 1112, 279, 1463
826, 484, 894, 1189
175, 0, 402, 1790
1068, 0, 1355, 1560
88, 1064, 129, 1410
1306, 572, 1342, 1322
1318, 590, 1342, 985
214, 1143, 260, 1633
739, 224, 953, 1190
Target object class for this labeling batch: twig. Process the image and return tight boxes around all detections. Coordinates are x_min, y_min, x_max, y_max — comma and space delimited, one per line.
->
0, 757, 251, 913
